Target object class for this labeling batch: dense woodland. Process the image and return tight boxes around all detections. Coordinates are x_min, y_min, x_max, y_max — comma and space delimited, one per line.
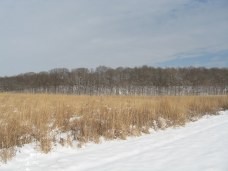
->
0, 66, 227, 95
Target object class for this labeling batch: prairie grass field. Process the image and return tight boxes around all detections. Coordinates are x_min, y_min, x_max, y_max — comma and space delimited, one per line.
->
0, 93, 228, 163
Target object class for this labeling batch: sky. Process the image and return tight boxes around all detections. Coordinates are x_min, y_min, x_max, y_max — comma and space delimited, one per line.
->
0, 0, 228, 76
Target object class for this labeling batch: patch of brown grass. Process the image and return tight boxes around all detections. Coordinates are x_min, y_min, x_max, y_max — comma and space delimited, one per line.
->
0, 93, 227, 162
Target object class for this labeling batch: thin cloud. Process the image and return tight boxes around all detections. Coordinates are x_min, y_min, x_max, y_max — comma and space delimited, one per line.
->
0, 0, 227, 76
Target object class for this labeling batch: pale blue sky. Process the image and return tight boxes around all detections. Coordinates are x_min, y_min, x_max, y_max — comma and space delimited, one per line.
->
0, 0, 228, 76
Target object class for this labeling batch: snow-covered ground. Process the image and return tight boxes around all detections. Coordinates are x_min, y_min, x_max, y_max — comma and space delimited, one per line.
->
1, 111, 228, 171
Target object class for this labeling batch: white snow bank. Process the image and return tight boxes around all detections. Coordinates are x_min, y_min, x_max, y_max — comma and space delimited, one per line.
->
1, 111, 228, 171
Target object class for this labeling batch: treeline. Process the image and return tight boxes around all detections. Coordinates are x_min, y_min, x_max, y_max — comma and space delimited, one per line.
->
0, 66, 227, 95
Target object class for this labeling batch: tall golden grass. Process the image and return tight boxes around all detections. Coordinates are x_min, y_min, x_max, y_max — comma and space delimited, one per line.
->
0, 93, 228, 163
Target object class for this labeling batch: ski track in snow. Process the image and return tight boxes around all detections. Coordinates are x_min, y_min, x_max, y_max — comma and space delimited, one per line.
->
1, 111, 228, 171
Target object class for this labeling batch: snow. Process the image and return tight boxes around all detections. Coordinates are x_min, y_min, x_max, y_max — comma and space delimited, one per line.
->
1, 111, 228, 171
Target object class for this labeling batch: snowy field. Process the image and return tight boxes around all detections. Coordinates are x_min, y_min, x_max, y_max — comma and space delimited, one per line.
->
1, 111, 228, 171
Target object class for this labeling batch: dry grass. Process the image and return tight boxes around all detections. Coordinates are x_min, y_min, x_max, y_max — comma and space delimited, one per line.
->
0, 93, 228, 162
